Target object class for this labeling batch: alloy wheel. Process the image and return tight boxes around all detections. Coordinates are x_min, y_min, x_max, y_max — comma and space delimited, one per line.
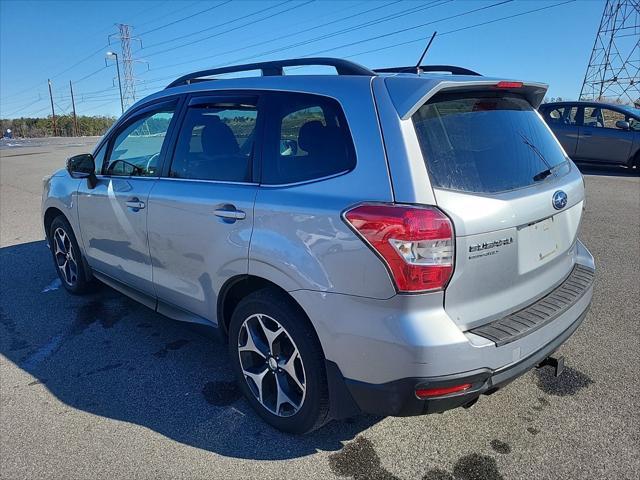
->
237, 313, 306, 417
53, 227, 78, 286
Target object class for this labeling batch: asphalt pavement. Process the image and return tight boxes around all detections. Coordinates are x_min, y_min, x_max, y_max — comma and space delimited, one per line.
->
1, 137, 638, 479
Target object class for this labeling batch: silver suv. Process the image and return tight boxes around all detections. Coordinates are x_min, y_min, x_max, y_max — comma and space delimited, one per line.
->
42, 58, 595, 434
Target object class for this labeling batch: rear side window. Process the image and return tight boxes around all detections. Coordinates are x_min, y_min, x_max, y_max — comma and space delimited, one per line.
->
543, 105, 578, 125
170, 100, 258, 182
262, 92, 356, 185
412, 93, 569, 194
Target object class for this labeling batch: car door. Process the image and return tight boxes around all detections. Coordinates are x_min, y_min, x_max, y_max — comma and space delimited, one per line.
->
540, 104, 579, 157
77, 99, 180, 299
576, 106, 634, 164
147, 93, 262, 324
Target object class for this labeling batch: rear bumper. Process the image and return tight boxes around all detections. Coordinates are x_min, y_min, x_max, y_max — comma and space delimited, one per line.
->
336, 305, 588, 416
292, 240, 595, 418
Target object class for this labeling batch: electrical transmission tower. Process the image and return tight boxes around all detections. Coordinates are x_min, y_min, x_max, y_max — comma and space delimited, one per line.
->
109, 24, 147, 109
580, 0, 640, 106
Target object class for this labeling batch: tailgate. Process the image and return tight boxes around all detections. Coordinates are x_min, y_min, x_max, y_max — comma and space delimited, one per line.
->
436, 169, 584, 330
408, 86, 586, 330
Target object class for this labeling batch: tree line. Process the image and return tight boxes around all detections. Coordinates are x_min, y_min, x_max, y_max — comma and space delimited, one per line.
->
1, 114, 116, 138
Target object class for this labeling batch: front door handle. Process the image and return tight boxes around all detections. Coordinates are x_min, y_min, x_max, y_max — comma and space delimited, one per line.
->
125, 198, 146, 210
214, 208, 246, 221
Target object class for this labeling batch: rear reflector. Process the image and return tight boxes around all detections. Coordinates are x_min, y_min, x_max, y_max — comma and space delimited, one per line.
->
415, 383, 472, 399
344, 204, 454, 292
496, 81, 523, 89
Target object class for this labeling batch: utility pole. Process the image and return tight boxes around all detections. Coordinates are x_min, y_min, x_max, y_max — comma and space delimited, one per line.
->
69, 80, 78, 136
580, 0, 639, 105
48, 79, 57, 137
106, 51, 124, 114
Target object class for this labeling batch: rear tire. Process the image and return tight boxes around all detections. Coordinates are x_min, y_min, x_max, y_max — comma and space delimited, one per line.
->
228, 287, 330, 434
49, 215, 92, 294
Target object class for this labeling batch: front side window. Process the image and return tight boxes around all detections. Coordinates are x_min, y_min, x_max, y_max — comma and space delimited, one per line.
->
600, 108, 626, 129
262, 93, 356, 185
413, 92, 569, 194
583, 107, 604, 128
170, 101, 257, 182
105, 109, 175, 177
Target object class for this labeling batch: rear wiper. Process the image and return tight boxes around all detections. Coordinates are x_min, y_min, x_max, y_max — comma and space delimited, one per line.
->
533, 168, 553, 182
533, 163, 564, 182
519, 133, 554, 181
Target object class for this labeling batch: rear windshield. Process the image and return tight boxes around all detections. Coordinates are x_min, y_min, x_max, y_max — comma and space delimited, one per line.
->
412, 92, 569, 193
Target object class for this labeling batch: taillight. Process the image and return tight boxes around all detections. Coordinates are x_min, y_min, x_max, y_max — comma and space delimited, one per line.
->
344, 204, 454, 293
496, 81, 523, 89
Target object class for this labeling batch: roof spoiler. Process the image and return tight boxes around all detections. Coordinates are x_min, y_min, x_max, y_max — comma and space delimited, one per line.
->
384, 76, 549, 120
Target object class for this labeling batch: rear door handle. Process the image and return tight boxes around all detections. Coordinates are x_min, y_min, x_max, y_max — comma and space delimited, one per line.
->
125, 198, 146, 210
214, 208, 246, 221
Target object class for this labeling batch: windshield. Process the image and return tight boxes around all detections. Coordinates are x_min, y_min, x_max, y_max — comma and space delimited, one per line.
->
620, 105, 640, 117
412, 92, 569, 194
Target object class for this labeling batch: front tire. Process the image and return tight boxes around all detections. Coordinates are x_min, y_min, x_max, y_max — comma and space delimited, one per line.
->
228, 287, 330, 434
49, 215, 92, 294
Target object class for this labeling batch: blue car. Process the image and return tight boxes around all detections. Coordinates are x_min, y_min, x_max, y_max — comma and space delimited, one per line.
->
539, 101, 640, 169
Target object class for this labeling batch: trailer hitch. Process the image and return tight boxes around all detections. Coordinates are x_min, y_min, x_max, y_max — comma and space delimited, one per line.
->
536, 355, 565, 377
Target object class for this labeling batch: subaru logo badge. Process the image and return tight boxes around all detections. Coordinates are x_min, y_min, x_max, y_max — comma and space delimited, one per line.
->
552, 190, 568, 210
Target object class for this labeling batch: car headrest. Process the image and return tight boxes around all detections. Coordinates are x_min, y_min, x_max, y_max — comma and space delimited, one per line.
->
298, 120, 325, 155
201, 115, 239, 156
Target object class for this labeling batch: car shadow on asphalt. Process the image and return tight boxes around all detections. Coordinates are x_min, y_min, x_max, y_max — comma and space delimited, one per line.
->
0, 240, 379, 460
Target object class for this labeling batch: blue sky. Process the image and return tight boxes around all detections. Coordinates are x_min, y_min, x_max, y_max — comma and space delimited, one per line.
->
0, 0, 605, 119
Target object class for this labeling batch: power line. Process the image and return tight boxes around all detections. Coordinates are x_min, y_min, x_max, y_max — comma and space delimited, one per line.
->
1, 97, 46, 118
135, 0, 378, 75
137, 1, 232, 36
223, 0, 453, 66
0, 44, 109, 102
49, 44, 110, 82
112, 0, 514, 90
274, 0, 513, 62
86, 0, 510, 91
3, 0, 580, 118
143, 0, 310, 55
339, 0, 577, 61
133, 0, 185, 29
74, 66, 109, 84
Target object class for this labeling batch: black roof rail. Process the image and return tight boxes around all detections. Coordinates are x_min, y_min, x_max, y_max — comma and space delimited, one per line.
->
373, 65, 481, 76
166, 57, 375, 88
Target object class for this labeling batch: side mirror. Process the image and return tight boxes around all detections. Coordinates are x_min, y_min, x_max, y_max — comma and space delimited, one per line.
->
615, 120, 630, 130
66, 154, 97, 189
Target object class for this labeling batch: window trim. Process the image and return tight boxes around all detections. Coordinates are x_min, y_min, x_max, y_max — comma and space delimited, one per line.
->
160, 91, 265, 184
98, 96, 184, 179
259, 90, 357, 187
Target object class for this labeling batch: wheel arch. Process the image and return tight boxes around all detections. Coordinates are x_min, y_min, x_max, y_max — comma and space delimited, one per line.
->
43, 206, 68, 241
217, 274, 313, 338
218, 274, 362, 421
